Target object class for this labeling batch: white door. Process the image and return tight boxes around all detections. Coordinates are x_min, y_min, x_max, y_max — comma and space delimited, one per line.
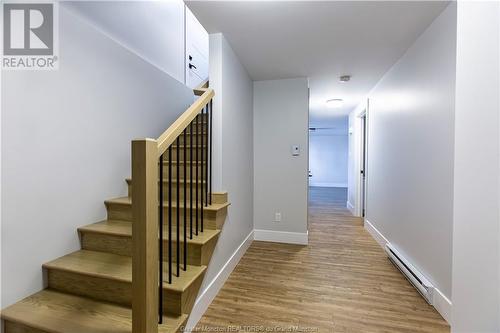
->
185, 7, 209, 88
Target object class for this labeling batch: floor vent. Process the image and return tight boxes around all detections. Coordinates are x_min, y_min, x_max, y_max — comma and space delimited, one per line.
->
385, 243, 434, 304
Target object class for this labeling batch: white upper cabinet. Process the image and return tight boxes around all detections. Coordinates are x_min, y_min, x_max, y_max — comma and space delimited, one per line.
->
63, 1, 209, 89
185, 6, 209, 88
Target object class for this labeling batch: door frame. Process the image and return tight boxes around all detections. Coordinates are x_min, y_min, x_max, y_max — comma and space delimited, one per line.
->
358, 110, 367, 217
355, 99, 369, 218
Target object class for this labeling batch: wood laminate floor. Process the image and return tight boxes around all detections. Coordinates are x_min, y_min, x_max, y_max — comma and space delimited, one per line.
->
196, 187, 450, 332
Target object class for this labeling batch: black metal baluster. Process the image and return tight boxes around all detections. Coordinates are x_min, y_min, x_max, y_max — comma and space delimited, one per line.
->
168, 146, 172, 284
200, 110, 204, 233
209, 99, 213, 205
195, 115, 199, 236
176, 137, 180, 277
158, 153, 164, 323
190, 122, 193, 240
205, 105, 209, 208
183, 130, 187, 271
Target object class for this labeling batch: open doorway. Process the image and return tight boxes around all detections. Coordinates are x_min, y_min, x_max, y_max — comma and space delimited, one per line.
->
308, 117, 349, 209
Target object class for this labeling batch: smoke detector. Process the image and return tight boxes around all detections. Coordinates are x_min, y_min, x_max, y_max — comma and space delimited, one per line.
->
340, 75, 351, 82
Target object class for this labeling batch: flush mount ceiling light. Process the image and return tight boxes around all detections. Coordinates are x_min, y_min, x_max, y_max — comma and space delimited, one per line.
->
326, 99, 344, 108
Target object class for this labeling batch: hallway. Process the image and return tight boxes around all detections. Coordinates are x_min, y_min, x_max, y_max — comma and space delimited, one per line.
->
197, 187, 450, 332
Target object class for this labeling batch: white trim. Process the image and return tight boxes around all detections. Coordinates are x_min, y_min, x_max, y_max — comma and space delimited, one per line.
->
309, 182, 347, 188
348, 101, 369, 218
364, 219, 451, 324
358, 106, 369, 218
432, 287, 452, 324
346, 201, 355, 214
184, 230, 254, 331
254, 229, 309, 245
364, 219, 389, 248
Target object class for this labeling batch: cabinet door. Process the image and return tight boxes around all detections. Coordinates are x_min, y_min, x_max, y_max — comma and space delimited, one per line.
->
185, 6, 208, 88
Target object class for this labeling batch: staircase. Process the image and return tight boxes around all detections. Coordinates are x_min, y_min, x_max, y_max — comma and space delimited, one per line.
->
1, 85, 228, 333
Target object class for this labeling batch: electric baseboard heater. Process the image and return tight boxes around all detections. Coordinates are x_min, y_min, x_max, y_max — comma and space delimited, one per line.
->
385, 243, 434, 304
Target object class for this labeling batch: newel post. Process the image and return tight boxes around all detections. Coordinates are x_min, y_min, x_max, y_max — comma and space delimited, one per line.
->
131, 138, 159, 333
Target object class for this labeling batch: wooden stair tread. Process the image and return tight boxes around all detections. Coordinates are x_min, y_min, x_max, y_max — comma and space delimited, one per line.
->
43, 250, 206, 293
1, 289, 187, 333
1, 88, 224, 333
79, 220, 132, 236
105, 196, 230, 212
79, 220, 221, 244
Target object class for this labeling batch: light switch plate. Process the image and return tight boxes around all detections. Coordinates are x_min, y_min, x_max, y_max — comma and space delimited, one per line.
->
291, 145, 300, 156
274, 212, 282, 222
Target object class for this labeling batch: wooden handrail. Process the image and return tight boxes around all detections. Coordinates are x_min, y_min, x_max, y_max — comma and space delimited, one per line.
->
194, 79, 209, 96
194, 88, 208, 96
132, 83, 213, 333
156, 88, 214, 157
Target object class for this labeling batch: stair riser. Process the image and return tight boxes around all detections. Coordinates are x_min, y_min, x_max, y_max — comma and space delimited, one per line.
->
106, 203, 227, 230
193, 113, 208, 120
165, 147, 207, 161
191, 116, 208, 126
4, 321, 46, 333
175, 133, 208, 145
128, 182, 208, 200
80, 232, 219, 266
161, 164, 207, 178
178, 273, 203, 315
212, 192, 228, 204
46, 269, 205, 316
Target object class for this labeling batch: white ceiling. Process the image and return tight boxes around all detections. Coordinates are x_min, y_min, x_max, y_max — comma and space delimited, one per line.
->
185, 1, 449, 126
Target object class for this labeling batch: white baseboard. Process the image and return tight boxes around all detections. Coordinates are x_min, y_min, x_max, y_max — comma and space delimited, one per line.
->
364, 219, 451, 324
364, 219, 389, 248
346, 201, 355, 214
254, 229, 309, 245
432, 287, 452, 324
184, 230, 254, 331
309, 182, 347, 188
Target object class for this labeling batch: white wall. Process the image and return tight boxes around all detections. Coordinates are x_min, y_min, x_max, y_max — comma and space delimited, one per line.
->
208, 32, 254, 286
253, 78, 309, 241
186, 33, 254, 328
1, 6, 193, 308
309, 132, 348, 188
451, 1, 500, 331
63, 1, 186, 83
349, 3, 456, 318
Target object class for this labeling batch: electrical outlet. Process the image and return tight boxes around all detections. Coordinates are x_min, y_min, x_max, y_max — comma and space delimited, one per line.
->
274, 212, 282, 222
